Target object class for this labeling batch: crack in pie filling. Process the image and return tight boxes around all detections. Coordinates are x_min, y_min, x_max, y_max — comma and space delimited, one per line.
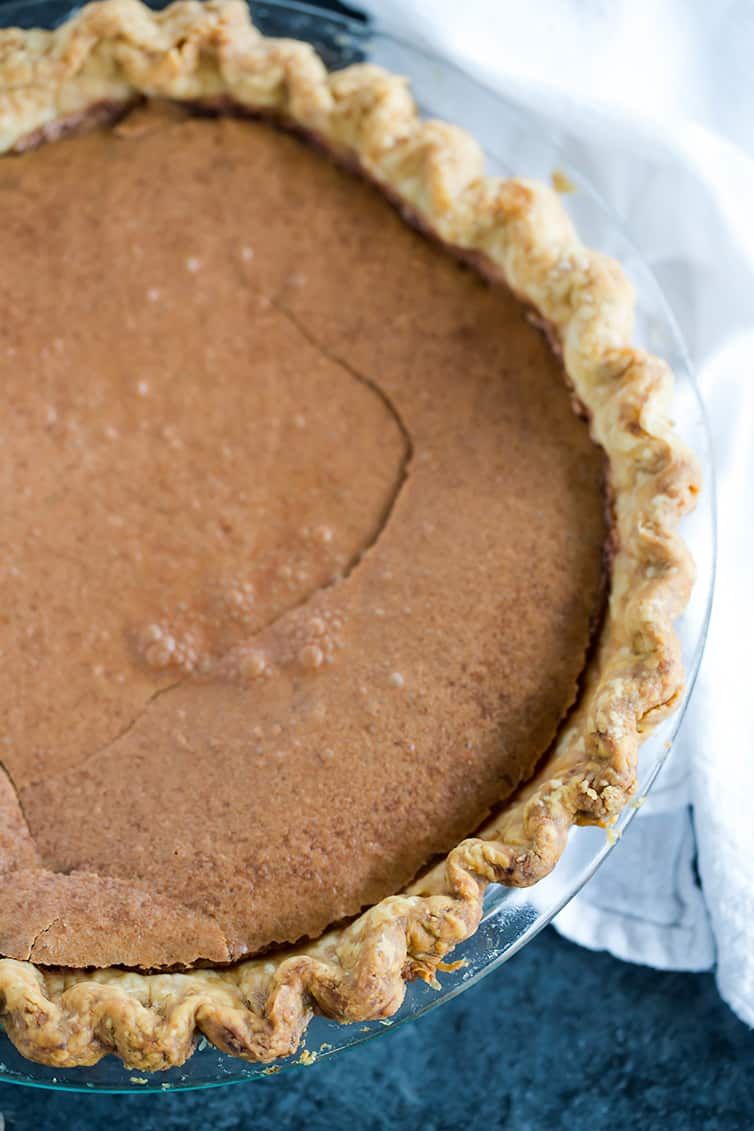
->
0, 0, 698, 1069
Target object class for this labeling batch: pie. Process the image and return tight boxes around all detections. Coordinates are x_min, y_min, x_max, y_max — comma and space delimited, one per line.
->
0, 0, 698, 1071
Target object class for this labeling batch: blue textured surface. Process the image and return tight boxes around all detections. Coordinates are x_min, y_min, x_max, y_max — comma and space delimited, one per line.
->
0, 930, 752, 1129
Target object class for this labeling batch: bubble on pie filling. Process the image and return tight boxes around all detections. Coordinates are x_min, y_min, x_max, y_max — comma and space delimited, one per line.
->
237, 649, 267, 680
144, 634, 175, 670
298, 643, 324, 671
210, 579, 256, 625
313, 524, 334, 545
137, 622, 200, 674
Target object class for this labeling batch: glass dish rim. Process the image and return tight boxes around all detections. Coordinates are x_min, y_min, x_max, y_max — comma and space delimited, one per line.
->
0, 0, 716, 1093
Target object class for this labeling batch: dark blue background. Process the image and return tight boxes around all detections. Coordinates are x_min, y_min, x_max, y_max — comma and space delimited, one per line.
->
2, 1, 752, 1125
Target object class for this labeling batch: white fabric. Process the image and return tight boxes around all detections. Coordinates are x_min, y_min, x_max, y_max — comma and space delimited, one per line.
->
361, 0, 754, 1024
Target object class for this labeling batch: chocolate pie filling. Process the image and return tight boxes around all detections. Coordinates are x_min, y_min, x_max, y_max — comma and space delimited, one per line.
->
0, 104, 608, 968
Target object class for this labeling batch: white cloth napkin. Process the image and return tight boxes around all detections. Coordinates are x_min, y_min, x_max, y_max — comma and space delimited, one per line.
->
360, 0, 754, 1025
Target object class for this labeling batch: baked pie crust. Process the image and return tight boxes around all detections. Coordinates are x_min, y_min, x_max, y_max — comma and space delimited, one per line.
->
0, 0, 698, 1070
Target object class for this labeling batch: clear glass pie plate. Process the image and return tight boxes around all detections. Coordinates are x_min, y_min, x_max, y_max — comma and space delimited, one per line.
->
0, 0, 716, 1094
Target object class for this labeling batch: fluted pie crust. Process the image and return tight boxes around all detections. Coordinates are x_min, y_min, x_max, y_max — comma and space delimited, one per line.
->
0, 0, 698, 1070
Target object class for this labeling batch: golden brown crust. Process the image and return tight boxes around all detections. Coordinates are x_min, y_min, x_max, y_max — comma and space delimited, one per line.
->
0, 0, 699, 1070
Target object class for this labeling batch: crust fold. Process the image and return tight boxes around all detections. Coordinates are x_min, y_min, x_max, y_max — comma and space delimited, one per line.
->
0, 0, 699, 1070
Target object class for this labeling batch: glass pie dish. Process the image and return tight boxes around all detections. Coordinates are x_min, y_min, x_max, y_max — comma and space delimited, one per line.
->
0, 0, 715, 1093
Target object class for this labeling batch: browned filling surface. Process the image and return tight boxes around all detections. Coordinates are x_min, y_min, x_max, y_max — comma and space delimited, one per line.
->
0, 103, 608, 969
